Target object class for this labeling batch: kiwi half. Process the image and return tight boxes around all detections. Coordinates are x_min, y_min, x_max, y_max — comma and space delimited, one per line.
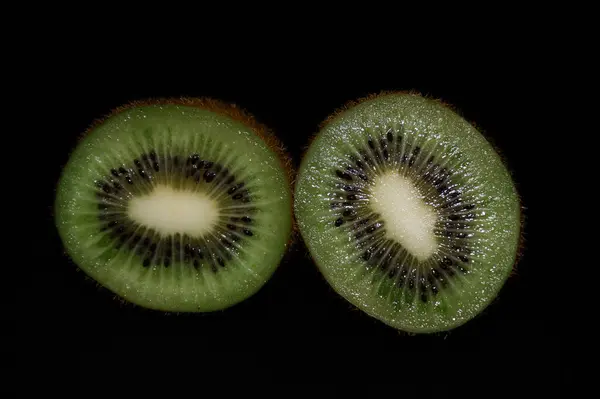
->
294, 92, 522, 333
54, 98, 293, 312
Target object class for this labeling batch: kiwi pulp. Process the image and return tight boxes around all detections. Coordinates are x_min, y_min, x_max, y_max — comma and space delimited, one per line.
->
294, 92, 522, 333
54, 98, 293, 312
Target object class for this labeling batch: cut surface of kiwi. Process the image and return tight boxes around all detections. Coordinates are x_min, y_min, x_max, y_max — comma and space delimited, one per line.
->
55, 98, 293, 312
294, 92, 521, 333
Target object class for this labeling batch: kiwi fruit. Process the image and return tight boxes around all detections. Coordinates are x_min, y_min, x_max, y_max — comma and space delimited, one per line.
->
54, 98, 293, 312
294, 92, 522, 333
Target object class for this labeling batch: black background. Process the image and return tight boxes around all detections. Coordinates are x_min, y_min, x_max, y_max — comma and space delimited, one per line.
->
30, 52, 557, 391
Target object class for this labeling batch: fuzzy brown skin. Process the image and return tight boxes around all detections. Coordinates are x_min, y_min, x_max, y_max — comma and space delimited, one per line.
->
297, 90, 526, 333
61, 97, 297, 313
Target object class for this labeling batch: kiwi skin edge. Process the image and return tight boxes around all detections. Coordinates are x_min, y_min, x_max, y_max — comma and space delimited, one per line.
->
296, 90, 525, 334
53, 97, 297, 313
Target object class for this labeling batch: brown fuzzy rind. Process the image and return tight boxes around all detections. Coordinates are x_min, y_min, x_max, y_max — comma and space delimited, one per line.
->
298, 90, 526, 333
61, 97, 297, 312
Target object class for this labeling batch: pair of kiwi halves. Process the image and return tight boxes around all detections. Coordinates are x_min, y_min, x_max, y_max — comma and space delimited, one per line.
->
55, 93, 522, 333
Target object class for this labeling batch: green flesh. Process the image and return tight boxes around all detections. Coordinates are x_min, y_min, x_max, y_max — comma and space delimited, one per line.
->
294, 93, 520, 333
55, 103, 292, 312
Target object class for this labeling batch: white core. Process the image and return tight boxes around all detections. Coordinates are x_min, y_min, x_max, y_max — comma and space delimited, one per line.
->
370, 172, 438, 261
128, 185, 219, 237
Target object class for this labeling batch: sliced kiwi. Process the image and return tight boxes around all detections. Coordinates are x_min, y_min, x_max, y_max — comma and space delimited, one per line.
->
54, 98, 293, 312
294, 92, 522, 333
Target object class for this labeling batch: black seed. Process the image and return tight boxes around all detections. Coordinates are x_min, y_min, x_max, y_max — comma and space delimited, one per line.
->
233, 193, 243, 200
336, 170, 353, 181
138, 169, 147, 179
190, 154, 200, 164
463, 204, 476, 211
228, 182, 244, 195
362, 250, 372, 261
227, 224, 236, 231
412, 146, 421, 157
334, 218, 344, 227
196, 248, 204, 259
217, 257, 225, 267
386, 130, 394, 142
102, 184, 111, 194
343, 209, 356, 217
149, 151, 157, 161
116, 225, 125, 234
98, 203, 108, 210
134, 159, 142, 168
153, 162, 160, 172
361, 150, 373, 165
428, 274, 438, 293
113, 182, 123, 191
164, 257, 171, 267
204, 161, 213, 169
130, 234, 141, 247
143, 258, 151, 267
226, 175, 235, 184
395, 272, 405, 288
243, 229, 253, 236
368, 138, 375, 150
241, 216, 251, 223
331, 202, 342, 209
442, 257, 453, 267
204, 170, 216, 182
347, 194, 357, 201
118, 167, 127, 175
172, 156, 179, 166
193, 259, 200, 268
453, 246, 472, 255
366, 223, 381, 233
110, 169, 119, 177
458, 255, 469, 263
143, 237, 151, 247
456, 263, 469, 273
420, 292, 428, 303
342, 185, 358, 192
441, 198, 462, 209
108, 220, 118, 228
126, 177, 133, 184
382, 148, 389, 160
149, 243, 157, 253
